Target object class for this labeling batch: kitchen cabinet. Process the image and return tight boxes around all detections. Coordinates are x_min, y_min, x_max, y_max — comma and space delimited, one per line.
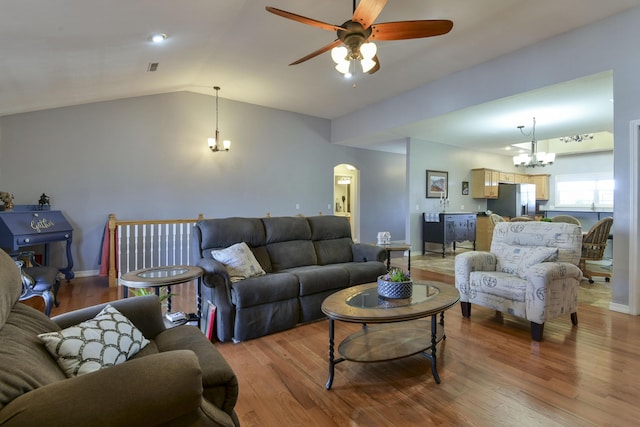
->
471, 169, 499, 199
531, 174, 550, 200
498, 172, 515, 183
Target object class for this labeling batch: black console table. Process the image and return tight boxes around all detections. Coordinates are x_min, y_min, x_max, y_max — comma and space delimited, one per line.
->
422, 213, 476, 257
0, 206, 74, 280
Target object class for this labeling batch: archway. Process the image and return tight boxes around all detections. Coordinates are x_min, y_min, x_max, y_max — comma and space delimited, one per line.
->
333, 164, 360, 242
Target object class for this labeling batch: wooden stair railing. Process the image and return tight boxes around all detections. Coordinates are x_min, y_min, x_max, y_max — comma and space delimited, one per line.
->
107, 213, 204, 287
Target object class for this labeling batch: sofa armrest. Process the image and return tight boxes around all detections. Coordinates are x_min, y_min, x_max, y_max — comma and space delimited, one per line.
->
352, 243, 386, 263
196, 258, 236, 342
52, 294, 166, 339
0, 350, 204, 427
454, 251, 497, 302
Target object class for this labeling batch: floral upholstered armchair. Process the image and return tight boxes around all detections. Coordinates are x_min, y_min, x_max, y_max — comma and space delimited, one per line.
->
454, 221, 583, 341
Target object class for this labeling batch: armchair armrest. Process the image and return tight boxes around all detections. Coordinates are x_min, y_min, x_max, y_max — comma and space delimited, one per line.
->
525, 261, 582, 323
0, 350, 203, 427
352, 243, 386, 263
53, 295, 166, 340
454, 251, 497, 302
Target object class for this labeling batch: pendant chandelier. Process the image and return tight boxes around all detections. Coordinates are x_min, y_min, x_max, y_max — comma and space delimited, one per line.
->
207, 86, 231, 152
513, 117, 555, 168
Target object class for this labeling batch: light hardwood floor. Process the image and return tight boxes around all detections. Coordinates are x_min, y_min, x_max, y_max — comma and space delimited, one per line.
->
33, 260, 640, 427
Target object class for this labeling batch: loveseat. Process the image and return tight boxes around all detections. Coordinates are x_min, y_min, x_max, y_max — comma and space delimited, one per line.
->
192, 215, 387, 342
454, 221, 583, 341
0, 250, 240, 427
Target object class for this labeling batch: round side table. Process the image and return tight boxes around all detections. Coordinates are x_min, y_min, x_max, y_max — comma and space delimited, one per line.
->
120, 265, 203, 323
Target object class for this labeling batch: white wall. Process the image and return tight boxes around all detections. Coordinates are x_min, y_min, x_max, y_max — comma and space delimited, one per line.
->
0, 91, 406, 274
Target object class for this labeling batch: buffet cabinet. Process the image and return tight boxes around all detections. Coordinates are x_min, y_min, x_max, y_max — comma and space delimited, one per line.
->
422, 213, 477, 257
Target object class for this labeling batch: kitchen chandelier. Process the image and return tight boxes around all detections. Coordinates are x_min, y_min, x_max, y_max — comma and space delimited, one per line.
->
513, 117, 556, 168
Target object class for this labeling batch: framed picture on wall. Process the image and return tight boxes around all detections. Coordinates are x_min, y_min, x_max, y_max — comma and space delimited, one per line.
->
462, 181, 469, 195
426, 170, 448, 198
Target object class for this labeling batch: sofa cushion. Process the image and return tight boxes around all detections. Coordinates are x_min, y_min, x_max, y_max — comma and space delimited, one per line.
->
494, 245, 558, 279
313, 238, 353, 265
263, 216, 311, 243
337, 261, 388, 286
198, 217, 266, 252
211, 242, 266, 282
267, 240, 317, 271
307, 215, 351, 240
288, 265, 350, 296
230, 272, 299, 308
0, 304, 66, 410
38, 305, 150, 377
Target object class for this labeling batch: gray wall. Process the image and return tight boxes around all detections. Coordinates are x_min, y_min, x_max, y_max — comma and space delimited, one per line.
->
333, 7, 640, 308
0, 91, 406, 274
407, 138, 522, 254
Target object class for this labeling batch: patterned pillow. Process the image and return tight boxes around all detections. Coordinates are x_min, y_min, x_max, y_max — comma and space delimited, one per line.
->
38, 305, 149, 377
211, 242, 266, 282
494, 245, 558, 279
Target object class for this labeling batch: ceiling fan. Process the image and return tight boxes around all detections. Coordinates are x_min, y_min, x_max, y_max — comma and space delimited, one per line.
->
266, 0, 453, 76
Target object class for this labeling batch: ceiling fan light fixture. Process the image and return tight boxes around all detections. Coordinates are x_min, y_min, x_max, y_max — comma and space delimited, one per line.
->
361, 58, 376, 73
359, 42, 376, 60
335, 60, 351, 74
331, 46, 348, 64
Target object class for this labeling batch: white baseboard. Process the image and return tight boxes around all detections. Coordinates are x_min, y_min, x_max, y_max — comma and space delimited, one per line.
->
609, 302, 630, 314
72, 269, 100, 278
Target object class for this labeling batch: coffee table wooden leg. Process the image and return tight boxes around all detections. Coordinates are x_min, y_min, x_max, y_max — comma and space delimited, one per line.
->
430, 314, 441, 383
326, 319, 336, 390
421, 314, 441, 384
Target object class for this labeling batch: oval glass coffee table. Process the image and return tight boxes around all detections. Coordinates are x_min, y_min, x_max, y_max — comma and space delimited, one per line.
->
321, 280, 459, 389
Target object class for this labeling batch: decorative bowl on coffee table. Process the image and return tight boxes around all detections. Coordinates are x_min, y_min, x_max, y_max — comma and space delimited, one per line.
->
377, 275, 413, 299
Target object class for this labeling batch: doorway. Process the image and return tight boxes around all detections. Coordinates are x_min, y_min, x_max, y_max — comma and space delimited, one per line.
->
333, 164, 359, 242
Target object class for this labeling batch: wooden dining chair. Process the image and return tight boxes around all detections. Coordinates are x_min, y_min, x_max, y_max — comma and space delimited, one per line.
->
579, 217, 613, 283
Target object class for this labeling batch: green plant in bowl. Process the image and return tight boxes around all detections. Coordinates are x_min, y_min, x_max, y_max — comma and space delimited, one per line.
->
129, 287, 177, 306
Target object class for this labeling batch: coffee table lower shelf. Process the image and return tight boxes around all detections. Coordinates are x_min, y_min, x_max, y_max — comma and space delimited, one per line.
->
338, 319, 444, 362
327, 315, 446, 390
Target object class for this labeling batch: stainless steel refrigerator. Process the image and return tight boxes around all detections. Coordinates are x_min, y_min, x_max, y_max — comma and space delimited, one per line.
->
487, 183, 536, 218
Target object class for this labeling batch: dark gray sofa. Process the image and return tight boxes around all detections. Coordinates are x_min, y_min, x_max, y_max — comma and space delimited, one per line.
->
192, 215, 387, 342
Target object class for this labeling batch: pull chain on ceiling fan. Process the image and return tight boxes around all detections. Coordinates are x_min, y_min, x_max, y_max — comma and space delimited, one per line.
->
266, 0, 453, 77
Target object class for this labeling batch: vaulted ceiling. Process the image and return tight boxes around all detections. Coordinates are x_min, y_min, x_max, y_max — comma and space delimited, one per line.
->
1, 0, 636, 154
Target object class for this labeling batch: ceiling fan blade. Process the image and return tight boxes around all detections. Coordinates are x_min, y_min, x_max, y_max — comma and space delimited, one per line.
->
289, 39, 343, 65
266, 6, 346, 32
369, 20, 454, 40
367, 55, 381, 74
352, 0, 387, 29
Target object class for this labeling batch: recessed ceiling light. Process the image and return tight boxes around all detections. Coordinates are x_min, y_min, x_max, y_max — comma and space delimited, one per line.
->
151, 33, 167, 43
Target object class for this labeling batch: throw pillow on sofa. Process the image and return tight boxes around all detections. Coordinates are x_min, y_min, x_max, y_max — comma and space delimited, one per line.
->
211, 241, 266, 282
38, 304, 149, 377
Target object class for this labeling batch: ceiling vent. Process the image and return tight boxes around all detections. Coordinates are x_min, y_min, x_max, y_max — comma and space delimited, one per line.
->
147, 62, 159, 72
